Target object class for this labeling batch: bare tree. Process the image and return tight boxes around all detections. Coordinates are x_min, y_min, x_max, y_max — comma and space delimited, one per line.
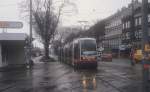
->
20, 0, 77, 61
32, 0, 64, 60
87, 20, 105, 45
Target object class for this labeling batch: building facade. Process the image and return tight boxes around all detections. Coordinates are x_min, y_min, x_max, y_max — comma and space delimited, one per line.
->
121, 1, 141, 55
122, 0, 150, 50
103, 7, 131, 53
103, 0, 150, 56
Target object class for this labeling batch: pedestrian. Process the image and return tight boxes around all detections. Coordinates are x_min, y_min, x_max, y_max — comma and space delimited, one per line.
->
130, 48, 135, 66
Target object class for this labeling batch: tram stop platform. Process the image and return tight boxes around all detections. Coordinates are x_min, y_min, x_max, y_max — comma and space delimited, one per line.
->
0, 33, 27, 71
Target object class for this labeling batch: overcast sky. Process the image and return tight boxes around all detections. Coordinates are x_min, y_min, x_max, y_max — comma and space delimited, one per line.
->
0, 0, 133, 29
0, 0, 133, 47
62, 0, 132, 26
0, 0, 28, 33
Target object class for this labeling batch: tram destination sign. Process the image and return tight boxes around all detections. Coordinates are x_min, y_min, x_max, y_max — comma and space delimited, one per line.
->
0, 21, 23, 29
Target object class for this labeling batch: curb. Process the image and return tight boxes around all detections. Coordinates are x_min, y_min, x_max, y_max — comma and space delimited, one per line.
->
0, 65, 27, 72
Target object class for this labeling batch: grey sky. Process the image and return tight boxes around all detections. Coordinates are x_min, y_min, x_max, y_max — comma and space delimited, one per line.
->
0, 0, 133, 28
0, 0, 28, 33
62, 0, 132, 26
0, 0, 134, 48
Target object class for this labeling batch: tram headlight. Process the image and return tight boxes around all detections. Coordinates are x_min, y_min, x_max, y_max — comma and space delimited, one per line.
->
92, 77, 97, 88
81, 56, 97, 61
82, 80, 87, 87
81, 56, 86, 60
81, 57, 83, 60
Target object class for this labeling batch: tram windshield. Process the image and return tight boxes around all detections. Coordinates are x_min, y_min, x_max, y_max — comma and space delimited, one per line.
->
81, 39, 97, 55
82, 51, 97, 55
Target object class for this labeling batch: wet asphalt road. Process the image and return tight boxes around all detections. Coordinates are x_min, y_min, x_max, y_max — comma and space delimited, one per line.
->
0, 58, 144, 92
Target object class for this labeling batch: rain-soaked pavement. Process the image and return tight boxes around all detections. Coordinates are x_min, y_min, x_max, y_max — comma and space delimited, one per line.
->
0, 58, 144, 92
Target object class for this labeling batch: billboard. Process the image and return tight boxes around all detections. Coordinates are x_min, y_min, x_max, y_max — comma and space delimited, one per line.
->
0, 21, 23, 29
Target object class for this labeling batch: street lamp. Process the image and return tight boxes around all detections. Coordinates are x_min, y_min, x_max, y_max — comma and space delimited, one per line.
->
131, 0, 135, 49
28, 0, 33, 67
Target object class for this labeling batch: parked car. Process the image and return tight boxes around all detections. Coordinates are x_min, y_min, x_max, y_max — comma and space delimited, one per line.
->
101, 52, 112, 61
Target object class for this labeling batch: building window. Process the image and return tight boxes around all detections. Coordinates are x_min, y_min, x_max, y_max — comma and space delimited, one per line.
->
148, 28, 150, 36
135, 31, 137, 38
128, 21, 130, 28
135, 18, 138, 26
139, 17, 142, 25
148, 14, 150, 22
135, 30, 142, 39
123, 23, 125, 29
126, 32, 130, 39
125, 22, 128, 28
139, 30, 142, 38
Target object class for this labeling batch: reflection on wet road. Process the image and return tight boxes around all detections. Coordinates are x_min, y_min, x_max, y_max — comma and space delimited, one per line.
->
78, 70, 97, 92
0, 59, 143, 92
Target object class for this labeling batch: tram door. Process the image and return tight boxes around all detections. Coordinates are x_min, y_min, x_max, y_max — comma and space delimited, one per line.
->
2, 45, 8, 66
74, 42, 80, 62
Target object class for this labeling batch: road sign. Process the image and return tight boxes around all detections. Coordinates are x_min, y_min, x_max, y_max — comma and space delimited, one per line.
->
0, 21, 23, 29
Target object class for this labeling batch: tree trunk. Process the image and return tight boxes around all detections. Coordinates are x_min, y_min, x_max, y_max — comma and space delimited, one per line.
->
44, 41, 50, 60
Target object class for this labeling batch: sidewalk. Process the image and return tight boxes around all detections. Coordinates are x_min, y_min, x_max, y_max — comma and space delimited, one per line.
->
0, 64, 27, 72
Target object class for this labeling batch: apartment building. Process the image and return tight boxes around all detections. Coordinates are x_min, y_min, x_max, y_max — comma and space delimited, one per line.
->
103, 0, 143, 55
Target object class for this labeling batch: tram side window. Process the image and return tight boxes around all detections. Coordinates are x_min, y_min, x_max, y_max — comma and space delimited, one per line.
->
74, 43, 79, 59
67, 48, 71, 58
69, 45, 72, 58
66, 48, 69, 58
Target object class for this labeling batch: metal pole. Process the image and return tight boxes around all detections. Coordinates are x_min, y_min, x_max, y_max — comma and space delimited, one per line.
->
142, 0, 149, 91
129, 0, 136, 66
29, 0, 33, 66
131, 0, 135, 47
131, 0, 134, 37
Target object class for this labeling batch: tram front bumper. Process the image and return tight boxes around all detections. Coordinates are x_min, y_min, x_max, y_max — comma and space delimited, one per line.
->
75, 61, 97, 68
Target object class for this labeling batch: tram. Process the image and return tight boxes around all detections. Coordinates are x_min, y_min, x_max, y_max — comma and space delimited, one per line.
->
61, 38, 98, 68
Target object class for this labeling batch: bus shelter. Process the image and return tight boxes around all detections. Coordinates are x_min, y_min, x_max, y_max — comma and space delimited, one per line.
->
0, 33, 27, 68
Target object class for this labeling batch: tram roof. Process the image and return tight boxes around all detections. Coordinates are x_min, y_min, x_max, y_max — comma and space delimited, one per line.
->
79, 38, 95, 40
74, 37, 95, 42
